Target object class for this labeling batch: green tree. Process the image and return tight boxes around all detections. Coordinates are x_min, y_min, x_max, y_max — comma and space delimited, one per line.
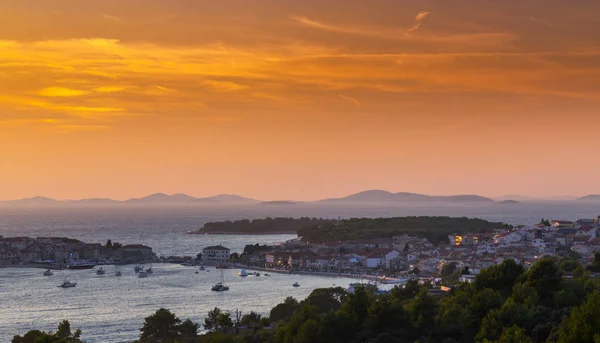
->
270, 296, 299, 323
204, 307, 222, 333
140, 308, 181, 343
495, 325, 533, 343
475, 259, 525, 295
216, 312, 233, 333
557, 291, 600, 342
295, 319, 320, 343
526, 258, 562, 306
177, 319, 199, 339
12, 321, 83, 343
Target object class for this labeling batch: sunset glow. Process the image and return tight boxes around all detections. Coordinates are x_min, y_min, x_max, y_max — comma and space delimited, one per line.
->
1, 0, 599, 200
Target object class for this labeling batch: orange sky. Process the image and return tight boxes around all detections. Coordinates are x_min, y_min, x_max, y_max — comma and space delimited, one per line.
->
1, 0, 599, 201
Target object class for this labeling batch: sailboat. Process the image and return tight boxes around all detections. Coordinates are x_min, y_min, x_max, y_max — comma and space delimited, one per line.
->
211, 268, 230, 292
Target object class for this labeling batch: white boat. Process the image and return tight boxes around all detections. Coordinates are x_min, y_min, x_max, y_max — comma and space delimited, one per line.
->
212, 269, 229, 291
138, 271, 148, 278
58, 280, 77, 288
239, 269, 248, 277
115, 271, 122, 276
43, 269, 53, 276
67, 260, 95, 270
292, 282, 300, 287
96, 267, 105, 275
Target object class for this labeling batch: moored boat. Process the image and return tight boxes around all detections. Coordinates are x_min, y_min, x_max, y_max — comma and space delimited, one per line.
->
212, 268, 229, 291
58, 280, 77, 288
67, 260, 96, 270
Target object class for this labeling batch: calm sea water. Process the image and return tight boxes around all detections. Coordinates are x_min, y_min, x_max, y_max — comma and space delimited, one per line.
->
1, 202, 599, 341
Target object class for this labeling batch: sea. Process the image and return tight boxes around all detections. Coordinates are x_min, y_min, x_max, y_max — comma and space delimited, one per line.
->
0, 202, 598, 342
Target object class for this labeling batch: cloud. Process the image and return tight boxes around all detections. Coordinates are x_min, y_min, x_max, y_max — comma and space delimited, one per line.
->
93, 86, 126, 93
203, 80, 248, 92
339, 94, 361, 106
528, 16, 552, 26
101, 14, 121, 22
38, 87, 88, 97
415, 11, 430, 22
407, 11, 430, 34
53, 125, 110, 133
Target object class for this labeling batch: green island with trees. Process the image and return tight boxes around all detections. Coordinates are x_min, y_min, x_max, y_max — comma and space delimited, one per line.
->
298, 216, 511, 245
193, 216, 510, 245
193, 217, 338, 234
15, 255, 600, 343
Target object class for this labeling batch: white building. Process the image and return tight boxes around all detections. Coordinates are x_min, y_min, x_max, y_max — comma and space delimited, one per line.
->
202, 245, 231, 263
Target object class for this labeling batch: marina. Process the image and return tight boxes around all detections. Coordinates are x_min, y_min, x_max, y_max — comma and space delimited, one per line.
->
0, 263, 381, 343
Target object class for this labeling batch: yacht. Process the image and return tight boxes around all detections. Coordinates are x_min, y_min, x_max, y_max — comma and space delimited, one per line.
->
212, 268, 229, 291
292, 282, 300, 287
211, 282, 230, 292
115, 271, 122, 277
96, 267, 106, 275
67, 260, 95, 270
58, 280, 77, 288
43, 269, 53, 276
239, 269, 248, 277
138, 271, 148, 278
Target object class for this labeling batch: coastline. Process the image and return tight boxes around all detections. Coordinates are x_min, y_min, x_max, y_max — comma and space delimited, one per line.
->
187, 231, 297, 235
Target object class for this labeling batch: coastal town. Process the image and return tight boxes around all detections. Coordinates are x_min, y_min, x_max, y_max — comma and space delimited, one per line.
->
2, 216, 600, 283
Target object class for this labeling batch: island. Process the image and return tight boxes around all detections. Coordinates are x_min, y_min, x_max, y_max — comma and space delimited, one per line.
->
188, 217, 337, 234
496, 199, 522, 205
297, 216, 511, 245
257, 200, 297, 205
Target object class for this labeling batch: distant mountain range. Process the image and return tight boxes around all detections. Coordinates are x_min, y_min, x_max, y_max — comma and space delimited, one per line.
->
319, 190, 495, 204
0, 193, 259, 206
1, 190, 598, 206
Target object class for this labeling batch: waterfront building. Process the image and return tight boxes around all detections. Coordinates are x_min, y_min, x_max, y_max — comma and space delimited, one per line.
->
202, 245, 231, 263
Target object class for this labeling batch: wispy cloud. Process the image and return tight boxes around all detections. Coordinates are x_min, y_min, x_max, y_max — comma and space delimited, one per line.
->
38, 87, 88, 97
415, 11, 430, 22
339, 94, 361, 106
528, 16, 552, 26
101, 14, 121, 22
203, 80, 248, 92
407, 11, 430, 34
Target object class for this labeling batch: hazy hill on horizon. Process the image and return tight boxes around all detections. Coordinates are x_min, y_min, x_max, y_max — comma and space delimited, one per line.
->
319, 190, 495, 204
1, 190, 598, 206
0, 193, 259, 206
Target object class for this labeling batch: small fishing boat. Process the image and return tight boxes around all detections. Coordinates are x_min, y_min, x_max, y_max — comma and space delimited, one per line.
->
58, 280, 77, 288
96, 267, 105, 275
